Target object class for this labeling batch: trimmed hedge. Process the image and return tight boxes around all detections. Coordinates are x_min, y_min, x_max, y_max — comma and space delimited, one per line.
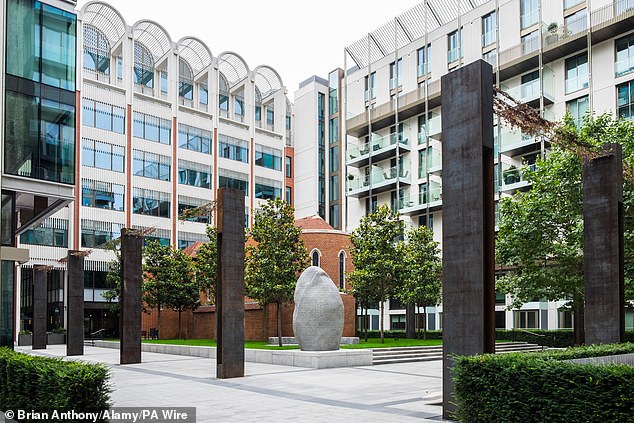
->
0, 348, 111, 422
453, 343, 634, 422
356, 330, 443, 340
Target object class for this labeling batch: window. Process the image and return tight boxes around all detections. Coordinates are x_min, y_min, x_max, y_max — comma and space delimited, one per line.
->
565, 53, 588, 94
329, 175, 339, 202
133, 112, 171, 144
483, 50, 498, 67
82, 179, 124, 211
266, 106, 275, 129
5, 90, 75, 184
521, 70, 540, 100
329, 147, 339, 173
117, 56, 123, 80
616, 33, 634, 77
83, 25, 110, 75
134, 41, 154, 89
178, 196, 211, 224
521, 0, 539, 29
82, 98, 125, 133
133, 150, 171, 181
389, 59, 403, 89
255, 88, 262, 122
365, 195, 378, 215
178, 124, 211, 154
329, 70, 339, 113
482, 12, 497, 47
514, 310, 539, 329
364, 72, 376, 101
285, 156, 292, 178
419, 213, 433, 229
20, 219, 68, 248
448, 28, 463, 63
218, 169, 249, 196
178, 160, 212, 189
255, 178, 282, 200
617, 80, 634, 119
390, 315, 406, 330
338, 251, 345, 289
558, 310, 573, 329
329, 117, 339, 144
132, 188, 170, 218
329, 204, 340, 229
566, 96, 589, 128
255, 145, 282, 171
219, 135, 249, 163
199, 85, 208, 105
6, 0, 76, 91
311, 250, 320, 267
565, 0, 584, 8
81, 220, 123, 248
285, 187, 292, 205
82, 139, 124, 172
417, 44, 430, 76
178, 58, 193, 100
160, 70, 168, 94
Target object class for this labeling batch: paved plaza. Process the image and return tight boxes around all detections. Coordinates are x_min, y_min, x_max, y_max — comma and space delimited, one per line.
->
11, 345, 445, 422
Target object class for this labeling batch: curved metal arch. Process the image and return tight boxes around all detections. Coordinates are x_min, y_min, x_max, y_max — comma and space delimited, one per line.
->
218, 72, 229, 94
254, 65, 284, 98
177, 36, 213, 76
83, 24, 111, 72
132, 19, 172, 61
80, 1, 126, 46
255, 87, 262, 103
218, 51, 249, 87
179, 57, 194, 81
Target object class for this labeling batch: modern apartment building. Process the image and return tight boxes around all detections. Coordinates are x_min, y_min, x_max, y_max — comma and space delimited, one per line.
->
0, 0, 79, 347
297, 0, 634, 332
12, 1, 293, 336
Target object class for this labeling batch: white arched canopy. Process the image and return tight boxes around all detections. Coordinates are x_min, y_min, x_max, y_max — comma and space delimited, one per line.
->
178, 37, 212, 77
133, 20, 172, 61
255, 65, 283, 98
81, 1, 126, 47
218, 51, 249, 87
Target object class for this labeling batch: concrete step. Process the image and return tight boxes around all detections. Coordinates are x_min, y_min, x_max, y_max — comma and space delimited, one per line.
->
371, 342, 546, 365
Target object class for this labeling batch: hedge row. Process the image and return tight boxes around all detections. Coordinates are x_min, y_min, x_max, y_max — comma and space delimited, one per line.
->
453, 343, 634, 422
0, 348, 111, 422
357, 329, 634, 347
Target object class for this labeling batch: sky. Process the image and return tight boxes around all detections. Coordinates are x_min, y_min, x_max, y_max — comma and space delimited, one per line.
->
75, 0, 420, 96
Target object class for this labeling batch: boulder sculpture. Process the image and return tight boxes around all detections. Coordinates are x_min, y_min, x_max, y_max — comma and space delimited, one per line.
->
293, 266, 344, 351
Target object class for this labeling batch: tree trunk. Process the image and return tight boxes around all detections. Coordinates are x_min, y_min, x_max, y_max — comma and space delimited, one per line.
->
406, 303, 416, 339
178, 309, 182, 340
277, 302, 283, 347
380, 301, 385, 344
573, 294, 585, 345
157, 300, 162, 340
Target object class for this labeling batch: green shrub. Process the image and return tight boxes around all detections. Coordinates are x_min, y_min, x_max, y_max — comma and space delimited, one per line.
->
356, 330, 443, 339
496, 329, 575, 347
453, 343, 634, 422
0, 348, 111, 422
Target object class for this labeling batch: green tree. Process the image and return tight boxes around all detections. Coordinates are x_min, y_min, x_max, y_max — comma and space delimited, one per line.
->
245, 198, 309, 347
192, 225, 217, 305
143, 242, 173, 339
497, 114, 634, 344
162, 248, 198, 339
102, 238, 123, 321
398, 225, 442, 339
349, 205, 405, 343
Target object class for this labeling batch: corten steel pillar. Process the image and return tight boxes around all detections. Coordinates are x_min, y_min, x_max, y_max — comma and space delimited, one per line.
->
583, 144, 625, 345
66, 251, 85, 356
32, 266, 48, 350
441, 60, 495, 419
120, 229, 142, 364
216, 188, 245, 379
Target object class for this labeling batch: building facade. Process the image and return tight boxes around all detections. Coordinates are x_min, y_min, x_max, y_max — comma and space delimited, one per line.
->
12, 1, 293, 337
0, 0, 79, 347
297, 0, 634, 332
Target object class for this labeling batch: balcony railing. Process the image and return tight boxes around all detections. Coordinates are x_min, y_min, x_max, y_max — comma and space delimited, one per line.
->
498, 164, 535, 192
565, 74, 589, 94
417, 63, 429, 77
448, 47, 461, 63
364, 88, 376, 102
347, 132, 409, 163
564, 0, 584, 8
389, 78, 399, 89
399, 185, 442, 212
502, 67, 554, 104
616, 56, 634, 77
347, 163, 411, 195
417, 115, 442, 144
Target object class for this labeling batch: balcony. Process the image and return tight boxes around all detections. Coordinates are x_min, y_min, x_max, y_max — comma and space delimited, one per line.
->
565, 74, 589, 94
347, 79, 441, 138
499, 128, 541, 157
417, 114, 442, 144
591, 0, 634, 46
346, 163, 411, 198
347, 133, 411, 168
501, 67, 554, 108
399, 185, 443, 215
497, 164, 534, 193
